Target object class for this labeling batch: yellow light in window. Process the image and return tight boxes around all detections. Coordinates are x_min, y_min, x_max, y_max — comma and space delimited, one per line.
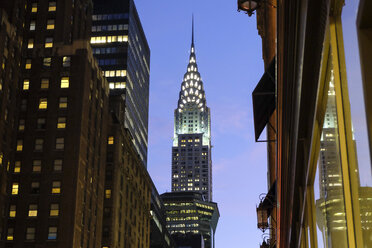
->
52, 183, 61, 194
16, 140, 23, 151
45, 38, 53, 48
108, 136, 114, 145
61, 77, 69, 88
7, 234, 13, 241
25, 59, 32, 69
47, 20, 55, 30
31, 3, 37, 12
105, 189, 111, 199
12, 183, 19, 195
48, 2, 56, 11
23, 79, 30, 90
50, 204, 59, 216
57, 117, 66, 129
28, 205, 38, 217
39, 98, 47, 109
27, 39, 34, 49
9, 206, 16, 217
14, 161, 21, 173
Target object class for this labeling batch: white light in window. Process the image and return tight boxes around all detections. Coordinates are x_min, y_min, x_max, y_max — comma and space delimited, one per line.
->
198, 85, 201, 90
184, 91, 188, 96
190, 81, 193, 86
195, 90, 199, 95
196, 99, 200, 104
199, 94, 202, 99
183, 99, 186, 104
190, 88, 194, 94
182, 86, 185, 90
187, 97, 191, 102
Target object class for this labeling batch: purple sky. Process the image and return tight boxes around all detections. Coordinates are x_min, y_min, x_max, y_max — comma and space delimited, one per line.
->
135, 0, 371, 247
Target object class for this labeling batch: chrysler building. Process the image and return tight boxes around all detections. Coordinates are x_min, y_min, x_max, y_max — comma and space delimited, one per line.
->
171, 21, 212, 201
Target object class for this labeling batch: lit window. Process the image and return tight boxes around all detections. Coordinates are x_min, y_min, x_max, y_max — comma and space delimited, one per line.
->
59, 97, 68, 108
23, 79, 30, 90
14, 161, 21, 173
18, 119, 25, 131
48, 227, 57, 240
55, 138, 64, 150
63, 56, 71, 67
47, 19, 55, 30
45, 37, 53, 48
26, 227, 35, 240
29, 21, 36, 31
53, 160, 63, 171
16, 140, 23, 151
32, 160, 41, 172
48, 2, 56, 11
108, 136, 114, 145
50, 204, 59, 216
60, 77, 69, 88
25, 59, 32, 69
43, 57, 51, 67
57, 117, 66, 129
31, 3, 37, 12
7, 228, 14, 240
28, 204, 38, 217
39, 98, 47, 109
51, 181, 61, 194
27, 39, 34, 49
105, 189, 111, 199
41, 78, 49, 89
9, 205, 16, 217
11, 183, 19, 195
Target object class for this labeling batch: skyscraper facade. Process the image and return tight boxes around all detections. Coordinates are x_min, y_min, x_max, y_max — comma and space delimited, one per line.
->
91, 0, 150, 166
171, 23, 212, 201
0, 0, 110, 247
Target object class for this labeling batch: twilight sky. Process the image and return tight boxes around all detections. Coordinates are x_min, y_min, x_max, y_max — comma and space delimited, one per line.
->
135, 0, 371, 247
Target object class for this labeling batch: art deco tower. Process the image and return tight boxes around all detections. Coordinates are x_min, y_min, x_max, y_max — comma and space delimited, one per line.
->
171, 21, 212, 201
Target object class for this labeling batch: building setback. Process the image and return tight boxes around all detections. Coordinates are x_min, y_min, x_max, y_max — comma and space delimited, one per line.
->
161, 192, 219, 248
91, 0, 150, 166
0, 0, 110, 247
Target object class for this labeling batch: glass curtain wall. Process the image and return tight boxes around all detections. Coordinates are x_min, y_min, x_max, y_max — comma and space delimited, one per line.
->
304, 5, 372, 248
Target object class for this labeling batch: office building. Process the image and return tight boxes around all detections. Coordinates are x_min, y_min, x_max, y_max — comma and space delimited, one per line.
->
171, 22, 212, 201
161, 192, 219, 248
0, 8, 22, 241
102, 93, 152, 248
91, 0, 150, 166
0, 0, 110, 247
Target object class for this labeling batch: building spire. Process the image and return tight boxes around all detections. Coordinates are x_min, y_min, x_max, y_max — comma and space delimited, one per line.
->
191, 14, 194, 47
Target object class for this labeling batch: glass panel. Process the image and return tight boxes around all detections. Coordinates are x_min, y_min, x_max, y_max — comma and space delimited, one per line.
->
314, 69, 349, 248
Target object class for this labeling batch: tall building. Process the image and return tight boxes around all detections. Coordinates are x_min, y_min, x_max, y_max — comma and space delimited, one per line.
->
91, 0, 150, 166
0, 0, 110, 247
165, 21, 219, 248
0, 8, 22, 242
171, 21, 212, 201
102, 94, 152, 248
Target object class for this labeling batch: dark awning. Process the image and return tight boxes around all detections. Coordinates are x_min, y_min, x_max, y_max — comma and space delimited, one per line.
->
252, 57, 276, 142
